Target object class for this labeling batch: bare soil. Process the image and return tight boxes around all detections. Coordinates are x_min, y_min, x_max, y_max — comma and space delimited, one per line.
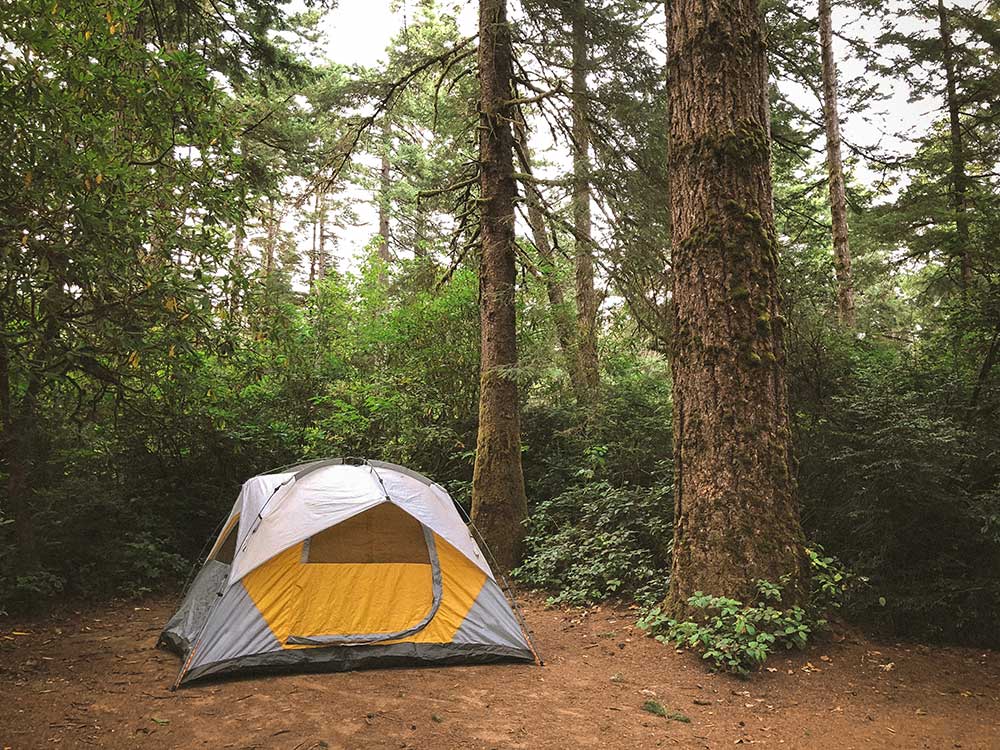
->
1, 594, 997, 749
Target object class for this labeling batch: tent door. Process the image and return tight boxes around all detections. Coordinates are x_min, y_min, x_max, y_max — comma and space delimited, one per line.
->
285, 503, 443, 646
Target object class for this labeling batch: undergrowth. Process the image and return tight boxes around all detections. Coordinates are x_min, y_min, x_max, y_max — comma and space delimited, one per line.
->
511, 478, 672, 606
637, 547, 853, 677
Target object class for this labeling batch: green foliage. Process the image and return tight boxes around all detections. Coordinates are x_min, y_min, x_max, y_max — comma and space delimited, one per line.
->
641, 699, 667, 717
640, 700, 690, 723
0, 570, 64, 614
513, 480, 673, 606
797, 349, 1000, 646
638, 554, 850, 677
646, 590, 813, 678
105, 538, 190, 599
807, 545, 855, 613
512, 352, 674, 606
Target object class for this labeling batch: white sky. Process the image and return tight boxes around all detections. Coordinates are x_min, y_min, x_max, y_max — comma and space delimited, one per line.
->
323, 0, 477, 67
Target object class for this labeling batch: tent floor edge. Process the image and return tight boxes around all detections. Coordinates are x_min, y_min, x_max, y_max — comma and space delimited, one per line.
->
177, 643, 535, 687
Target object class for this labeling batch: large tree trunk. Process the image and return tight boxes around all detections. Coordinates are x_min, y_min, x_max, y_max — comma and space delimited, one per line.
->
664, 0, 809, 617
818, 0, 855, 326
937, 0, 972, 289
571, 0, 600, 395
471, 0, 528, 572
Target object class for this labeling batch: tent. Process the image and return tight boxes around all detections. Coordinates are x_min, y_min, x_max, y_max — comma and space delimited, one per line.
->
159, 458, 538, 687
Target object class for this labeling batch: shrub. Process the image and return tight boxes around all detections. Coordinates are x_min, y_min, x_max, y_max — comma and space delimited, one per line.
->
0, 569, 65, 614
797, 355, 1000, 646
638, 550, 851, 677
512, 479, 673, 606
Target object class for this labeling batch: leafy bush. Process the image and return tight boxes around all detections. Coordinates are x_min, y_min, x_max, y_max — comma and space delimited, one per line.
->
638, 550, 851, 677
0, 569, 65, 614
807, 544, 857, 612
109, 538, 191, 598
512, 478, 673, 606
797, 354, 1000, 646
512, 347, 674, 606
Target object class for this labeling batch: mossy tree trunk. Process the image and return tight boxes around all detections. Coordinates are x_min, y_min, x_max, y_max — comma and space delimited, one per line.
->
571, 0, 600, 397
819, 0, 855, 326
471, 0, 528, 572
664, 0, 809, 618
936, 0, 972, 289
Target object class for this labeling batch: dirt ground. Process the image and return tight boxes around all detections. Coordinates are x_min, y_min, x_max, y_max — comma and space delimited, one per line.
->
1, 594, 997, 749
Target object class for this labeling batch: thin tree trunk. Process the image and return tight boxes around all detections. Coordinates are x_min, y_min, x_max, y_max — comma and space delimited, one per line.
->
513, 117, 584, 394
2, 285, 62, 575
4, 402, 41, 573
471, 0, 528, 572
937, 0, 972, 289
317, 191, 329, 278
378, 119, 393, 265
968, 322, 1000, 418
571, 0, 600, 394
527, 195, 580, 390
665, 0, 809, 617
264, 197, 278, 278
819, 0, 855, 325
228, 223, 246, 320
414, 211, 428, 258
309, 191, 319, 291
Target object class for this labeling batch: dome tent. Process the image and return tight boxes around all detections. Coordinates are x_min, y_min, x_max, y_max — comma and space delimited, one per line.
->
159, 458, 537, 687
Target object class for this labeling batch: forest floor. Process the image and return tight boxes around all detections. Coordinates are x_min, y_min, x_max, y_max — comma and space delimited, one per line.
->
1, 594, 998, 750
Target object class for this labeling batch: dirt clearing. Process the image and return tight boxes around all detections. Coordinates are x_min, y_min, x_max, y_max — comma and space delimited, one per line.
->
1, 595, 997, 749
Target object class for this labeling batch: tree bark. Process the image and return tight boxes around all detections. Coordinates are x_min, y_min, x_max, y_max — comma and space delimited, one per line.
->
227, 223, 246, 321
665, 0, 809, 617
1, 291, 62, 575
818, 0, 855, 326
968, 322, 1000, 419
309, 191, 319, 291
317, 191, 329, 278
572, 0, 600, 395
471, 0, 528, 572
937, 0, 972, 289
3, 402, 41, 574
0, 340, 40, 572
264, 197, 278, 278
378, 118, 393, 265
